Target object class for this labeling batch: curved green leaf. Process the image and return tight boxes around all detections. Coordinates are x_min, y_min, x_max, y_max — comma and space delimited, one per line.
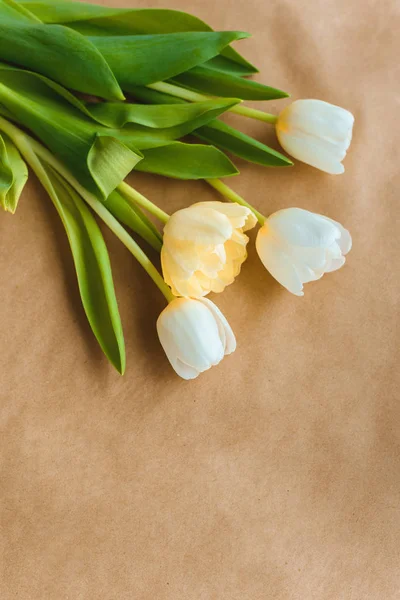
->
128, 86, 292, 168
197, 120, 293, 167
0, 64, 141, 198
86, 98, 240, 129
89, 31, 249, 90
19, 1, 258, 73
0, 18, 124, 100
0, 131, 28, 213
0, 0, 41, 21
44, 166, 126, 374
136, 142, 239, 180
98, 100, 241, 151
173, 66, 288, 101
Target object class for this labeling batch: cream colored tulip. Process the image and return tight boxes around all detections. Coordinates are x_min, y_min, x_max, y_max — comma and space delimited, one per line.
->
157, 297, 236, 380
161, 201, 257, 297
276, 99, 354, 174
256, 208, 352, 296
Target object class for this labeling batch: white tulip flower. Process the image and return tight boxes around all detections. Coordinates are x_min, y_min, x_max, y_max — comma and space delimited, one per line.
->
161, 201, 257, 298
256, 208, 352, 296
157, 297, 236, 380
276, 99, 354, 174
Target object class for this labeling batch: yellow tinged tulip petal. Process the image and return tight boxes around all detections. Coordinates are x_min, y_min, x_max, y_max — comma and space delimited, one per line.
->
161, 201, 256, 298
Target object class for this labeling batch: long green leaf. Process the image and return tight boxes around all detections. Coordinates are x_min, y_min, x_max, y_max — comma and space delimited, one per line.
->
0, 0, 40, 21
136, 143, 239, 179
88, 31, 249, 90
0, 15, 124, 100
173, 66, 288, 100
100, 101, 241, 151
0, 131, 29, 212
19, 1, 258, 74
86, 98, 240, 129
0, 64, 142, 198
197, 121, 293, 167
129, 86, 292, 168
44, 166, 126, 374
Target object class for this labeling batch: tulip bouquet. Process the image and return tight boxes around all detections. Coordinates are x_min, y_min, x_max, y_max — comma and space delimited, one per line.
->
0, 0, 354, 379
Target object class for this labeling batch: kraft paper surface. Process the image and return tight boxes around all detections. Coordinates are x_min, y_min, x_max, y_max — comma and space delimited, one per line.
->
1, 0, 399, 598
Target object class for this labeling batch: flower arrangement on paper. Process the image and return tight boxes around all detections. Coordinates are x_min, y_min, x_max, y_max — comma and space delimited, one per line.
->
0, 0, 354, 379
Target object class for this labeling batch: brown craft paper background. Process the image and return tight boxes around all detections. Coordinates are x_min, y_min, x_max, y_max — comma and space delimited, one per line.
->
1, 0, 399, 598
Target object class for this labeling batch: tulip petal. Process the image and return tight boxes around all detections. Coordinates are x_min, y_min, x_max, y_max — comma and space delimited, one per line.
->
325, 256, 346, 272
172, 275, 208, 298
256, 228, 304, 296
322, 217, 352, 254
174, 359, 201, 380
277, 131, 345, 174
199, 298, 236, 355
289, 245, 329, 270
282, 99, 354, 143
194, 201, 257, 231
164, 205, 232, 244
268, 208, 341, 248
157, 298, 224, 374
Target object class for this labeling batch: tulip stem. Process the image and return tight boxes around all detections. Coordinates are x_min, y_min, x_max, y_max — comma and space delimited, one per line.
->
205, 178, 266, 225
147, 81, 278, 124
0, 116, 175, 304
118, 181, 170, 224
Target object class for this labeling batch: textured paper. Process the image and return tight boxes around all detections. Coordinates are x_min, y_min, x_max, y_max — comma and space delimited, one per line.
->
1, 0, 399, 598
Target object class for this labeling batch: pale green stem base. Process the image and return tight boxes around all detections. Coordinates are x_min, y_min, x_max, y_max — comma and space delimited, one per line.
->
148, 81, 278, 124
118, 181, 170, 224
206, 178, 266, 225
0, 116, 175, 304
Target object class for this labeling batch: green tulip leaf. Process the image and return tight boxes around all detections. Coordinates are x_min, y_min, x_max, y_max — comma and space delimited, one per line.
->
0, 0, 40, 21
19, 1, 258, 74
0, 15, 124, 100
173, 66, 289, 101
86, 98, 240, 130
88, 31, 249, 91
136, 142, 239, 180
97, 100, 241, 151
0, 64, 142, 198
43, 166, 126, 374
128, 86, 292, 168
197, 120, 293, 167
0, 131, 29, 213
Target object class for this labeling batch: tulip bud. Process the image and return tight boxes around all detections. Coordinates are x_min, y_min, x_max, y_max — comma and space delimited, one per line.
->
276, 99, 354, 174
161, 201, 256, 298
256, 208, 352, 296
157, 297, 236, 379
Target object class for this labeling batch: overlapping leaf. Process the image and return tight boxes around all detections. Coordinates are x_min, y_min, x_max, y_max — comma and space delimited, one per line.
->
87, 31, 249, 92
43, 166, 126, 374
0, 65, 141, 198
0, 65, 240, 189
129, 86, 292, 167
173, 66, 288, 101
136, 143, 239, 179
0, 3, 124, 100
0, 131, 29, 213
19, 0, 258, 75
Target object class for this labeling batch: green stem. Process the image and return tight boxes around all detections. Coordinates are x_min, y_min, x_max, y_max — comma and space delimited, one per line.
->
0, 116, 175, 304
147, 81, 278, 124
230, 105, 278, 124
118, 181, 169, 224
205, 178, 266, 225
